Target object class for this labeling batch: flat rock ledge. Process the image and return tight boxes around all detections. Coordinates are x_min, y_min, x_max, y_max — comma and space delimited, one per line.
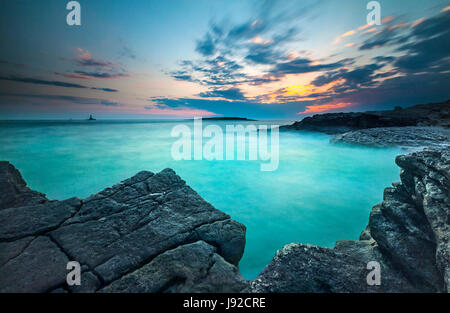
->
249, 147, 449, 293
331, 126, 450, 149
0, 163, 247, 293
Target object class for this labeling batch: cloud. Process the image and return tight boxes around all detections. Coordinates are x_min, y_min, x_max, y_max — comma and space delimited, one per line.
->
170, 0, 319, 93
199, 87, 247, 100
0, 92, 123, 107
270, 58, 349, 76
0, 58, 27, 68
333, 30, 356, 44
0, 76, 87, 88
73, 71, 130, 79
311, 63, 384, 89
394, 10, 450, 72
75, 48, 113, 67
332, 16, 398, 46
55, 72, 92, 80
118, 42, 137, 60
195, 33, 216, 56
164, 6, 450, 117
100, 99, 120, 106
298, 101, 354, 114
171, 56, 246, 86
144, 98, 217, 117
91, 87, 119, 93
68, 48, 130, 79
0, 75, 119, 92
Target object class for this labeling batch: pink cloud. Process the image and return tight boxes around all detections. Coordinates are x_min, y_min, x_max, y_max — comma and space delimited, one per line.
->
298, 102, 354, 114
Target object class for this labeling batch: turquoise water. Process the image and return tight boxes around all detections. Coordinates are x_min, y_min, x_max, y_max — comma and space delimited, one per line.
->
0, 120, 403, 279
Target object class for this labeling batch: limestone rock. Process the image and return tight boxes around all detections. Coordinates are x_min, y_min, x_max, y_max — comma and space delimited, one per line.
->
250, 148, 449, 293
0, 165, 247, 293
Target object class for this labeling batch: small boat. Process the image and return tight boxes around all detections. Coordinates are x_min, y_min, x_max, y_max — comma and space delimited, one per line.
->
88, 114, 96, 121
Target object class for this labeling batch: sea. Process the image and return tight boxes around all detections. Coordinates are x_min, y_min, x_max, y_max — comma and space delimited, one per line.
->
0, 119, 403, 279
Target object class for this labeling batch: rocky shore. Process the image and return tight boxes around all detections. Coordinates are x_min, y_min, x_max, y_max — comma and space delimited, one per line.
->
331, 126, 450, 149
280, 100, 450, 149
280, 100, 449, 134
0, 147, 448, 293
250, 148, 449, 293
0, 163, 247, 293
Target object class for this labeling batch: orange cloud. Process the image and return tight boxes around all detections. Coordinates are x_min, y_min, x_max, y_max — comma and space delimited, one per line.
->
298, 101, 354, 114
56, 72, 92, 80
357, 24, 371, 31
333, 19, 383, 45
263, 79, 344, 104
411, 18, 425, 28
76, 48, 92, 61
364, 27, 377, 34
381, 15, 394, 24
250, 36, 272, 45
389, 22, 408, 30
333, 30, 356, 44
442, 6, 450, 12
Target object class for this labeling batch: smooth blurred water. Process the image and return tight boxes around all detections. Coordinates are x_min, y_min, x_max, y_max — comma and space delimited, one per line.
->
0, 120, 403, 279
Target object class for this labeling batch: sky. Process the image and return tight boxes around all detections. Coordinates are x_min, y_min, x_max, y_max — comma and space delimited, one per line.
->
0, 0, 449, 119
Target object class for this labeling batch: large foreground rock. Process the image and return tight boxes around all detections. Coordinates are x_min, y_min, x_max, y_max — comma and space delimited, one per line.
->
0, 162, 247, 293
249, 148, 449, 293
